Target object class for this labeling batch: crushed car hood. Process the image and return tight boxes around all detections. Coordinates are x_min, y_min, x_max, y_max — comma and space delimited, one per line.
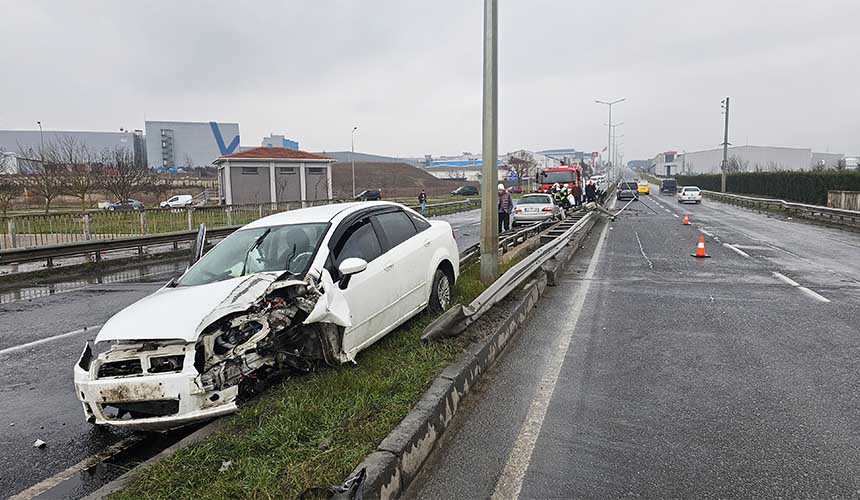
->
95, 272, 285, 343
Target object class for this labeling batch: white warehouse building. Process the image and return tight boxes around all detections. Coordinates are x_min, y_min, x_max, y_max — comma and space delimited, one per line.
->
679, 145, 844, 175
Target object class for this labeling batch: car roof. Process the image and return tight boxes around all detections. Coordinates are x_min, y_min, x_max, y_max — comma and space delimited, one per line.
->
241, 201, 404, 229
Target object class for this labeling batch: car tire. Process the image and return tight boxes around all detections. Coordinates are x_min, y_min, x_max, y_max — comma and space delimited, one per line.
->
429, 268, 453, 313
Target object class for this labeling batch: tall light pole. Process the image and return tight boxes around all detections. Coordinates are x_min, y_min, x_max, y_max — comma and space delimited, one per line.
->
605, 122, 623, 175
720, 97, 730, 193
36, 121, 44, 159
595, 98, 625, 176
351, 126, 358, 198
480, 0, 499, 285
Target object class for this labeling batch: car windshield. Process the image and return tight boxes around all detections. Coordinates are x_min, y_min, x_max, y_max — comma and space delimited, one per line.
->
518, 195, 551, 204
177, 223, 329, 286
541, 171, 575, 184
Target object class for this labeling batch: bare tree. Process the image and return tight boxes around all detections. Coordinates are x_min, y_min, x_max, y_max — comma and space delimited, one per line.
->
0, 175, 22, 217
50, 136, 99, 211
146, 174, 174, 204
18, 145, 68, 213
725, 155, 749, 173
507, 151, 536, 191
99, 147, 148, 202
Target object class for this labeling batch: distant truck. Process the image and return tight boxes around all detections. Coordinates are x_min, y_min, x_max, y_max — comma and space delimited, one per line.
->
535, 165, 583, 202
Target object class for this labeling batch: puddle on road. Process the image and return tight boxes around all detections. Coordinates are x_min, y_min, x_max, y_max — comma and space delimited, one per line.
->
0, 262, 187, 305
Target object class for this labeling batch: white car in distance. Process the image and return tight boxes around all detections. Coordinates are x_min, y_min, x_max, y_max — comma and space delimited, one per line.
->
74, 202, 459, 430
678, 186, 703, 204
160, 194, 194, 208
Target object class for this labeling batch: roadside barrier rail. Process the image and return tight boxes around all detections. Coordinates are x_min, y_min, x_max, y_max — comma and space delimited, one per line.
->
0, 200, 479, 268
703, 190, 860, 228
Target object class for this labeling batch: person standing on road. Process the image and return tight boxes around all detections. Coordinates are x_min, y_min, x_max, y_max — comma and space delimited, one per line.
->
418, 189, 427, 215
498, 183, 513, 233
585, 179, 597, 203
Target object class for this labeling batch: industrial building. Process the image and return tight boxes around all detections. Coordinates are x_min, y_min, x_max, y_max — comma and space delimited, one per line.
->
0, 129, 145, 168
214, 147, 334, 205
651, 146, 848, 176
262, 134, 299, 150
144, 120, 240, 170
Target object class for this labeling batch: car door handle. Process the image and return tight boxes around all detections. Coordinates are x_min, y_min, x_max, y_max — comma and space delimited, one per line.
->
384, 263, 394, 271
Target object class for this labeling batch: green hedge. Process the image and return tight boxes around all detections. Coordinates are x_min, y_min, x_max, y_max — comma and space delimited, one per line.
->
676, 171, 860, 205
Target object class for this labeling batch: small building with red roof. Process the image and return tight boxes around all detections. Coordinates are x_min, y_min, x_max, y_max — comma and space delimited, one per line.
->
214, 147, 334, 205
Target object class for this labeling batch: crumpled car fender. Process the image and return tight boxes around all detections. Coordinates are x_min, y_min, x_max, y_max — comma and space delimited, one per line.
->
304, 269, 352, 328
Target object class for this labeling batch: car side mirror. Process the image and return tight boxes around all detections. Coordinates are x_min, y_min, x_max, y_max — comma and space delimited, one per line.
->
338, 257, 368, 289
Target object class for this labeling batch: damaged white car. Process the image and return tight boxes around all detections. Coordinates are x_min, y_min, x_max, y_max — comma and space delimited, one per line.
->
74, 202, 459, 431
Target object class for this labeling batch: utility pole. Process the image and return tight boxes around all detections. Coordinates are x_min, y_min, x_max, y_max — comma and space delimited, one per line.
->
480, 0, 499, 285
351, 126, 358, 198
595, 98, 625, 179
36, 121, 44, 159
721, 97, 730, 193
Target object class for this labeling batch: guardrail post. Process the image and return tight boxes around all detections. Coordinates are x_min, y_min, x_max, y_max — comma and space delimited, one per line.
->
258, 204, 264, 219
226, 206, 233, 226
187, 207, 193, 231
8, 219, 17, 249
139, 211, 147, 235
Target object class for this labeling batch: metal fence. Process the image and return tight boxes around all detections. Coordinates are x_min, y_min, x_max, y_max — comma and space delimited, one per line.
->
0, 199, 355, 251
827, 191, 860, 211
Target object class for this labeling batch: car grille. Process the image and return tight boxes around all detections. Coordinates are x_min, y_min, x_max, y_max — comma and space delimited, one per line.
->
97, 359, 143, 378
101, 400, 180, 420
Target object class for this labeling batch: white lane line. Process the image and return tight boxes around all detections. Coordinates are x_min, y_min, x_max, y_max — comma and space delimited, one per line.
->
700, 229, 715, 238
492, 222, 610, 500
797, 286, 831, 303
772, 271, 800, 287
672, 213, 680, 218
772, 272, 831, 303
723, 243, 751, 258
634, 231, 654, 269
0, 325, 101, 357
9, 435, 143, 500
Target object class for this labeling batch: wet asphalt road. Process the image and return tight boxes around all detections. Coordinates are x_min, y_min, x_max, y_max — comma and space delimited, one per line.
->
410, 189, 860, 499
0, 209, 481, 499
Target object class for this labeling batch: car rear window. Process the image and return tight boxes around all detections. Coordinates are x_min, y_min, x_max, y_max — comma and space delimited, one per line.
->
622, 182, 638, 189
684, 187, 700, 192
518, 195, 551, 204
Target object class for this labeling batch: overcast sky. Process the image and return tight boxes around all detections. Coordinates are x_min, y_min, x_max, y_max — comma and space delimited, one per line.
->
2, 1, 859, 160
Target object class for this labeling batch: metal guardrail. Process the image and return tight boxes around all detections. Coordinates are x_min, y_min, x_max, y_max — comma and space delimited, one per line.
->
703, 190, 860, 227
422, 210, 597, 340
0, 200, 480, 268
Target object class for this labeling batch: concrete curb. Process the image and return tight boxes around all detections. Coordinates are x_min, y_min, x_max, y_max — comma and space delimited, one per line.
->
82, 418, 229, 500
349, 217, 599, 499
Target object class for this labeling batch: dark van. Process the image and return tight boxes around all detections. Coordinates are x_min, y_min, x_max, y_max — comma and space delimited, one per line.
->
660, 178, 678, 195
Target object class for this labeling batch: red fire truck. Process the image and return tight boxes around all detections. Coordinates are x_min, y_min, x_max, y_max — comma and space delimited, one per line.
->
535, 164, 584, 202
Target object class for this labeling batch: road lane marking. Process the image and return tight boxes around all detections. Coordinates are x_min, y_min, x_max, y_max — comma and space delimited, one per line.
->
723, 243, 750, 258
797, 286, 831, 303
0, 325, 101, 357
700, 229, 715, 238
672, 213, 680, 218
491, 222, 610, 500
772, 272, 800, 287
634, 231, 653, 269
772, 272, 831, 303
8, 436, 143, 500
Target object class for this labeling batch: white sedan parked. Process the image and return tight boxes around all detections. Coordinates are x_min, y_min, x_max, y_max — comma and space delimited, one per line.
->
678, 186, 703, 204
74, 202, 459, 430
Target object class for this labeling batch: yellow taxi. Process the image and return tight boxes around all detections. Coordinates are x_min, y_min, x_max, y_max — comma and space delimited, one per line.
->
637, 179, 650, 195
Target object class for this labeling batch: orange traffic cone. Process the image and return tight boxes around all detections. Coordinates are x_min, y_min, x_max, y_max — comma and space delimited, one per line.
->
682, 213, 690, 225
691, 234, 710, 258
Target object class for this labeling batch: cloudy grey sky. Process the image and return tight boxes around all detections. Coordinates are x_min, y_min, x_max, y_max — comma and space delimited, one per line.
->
2, 0, 859, 159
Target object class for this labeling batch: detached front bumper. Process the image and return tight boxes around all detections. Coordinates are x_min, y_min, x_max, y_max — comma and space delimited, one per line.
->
74, 343, 239, 431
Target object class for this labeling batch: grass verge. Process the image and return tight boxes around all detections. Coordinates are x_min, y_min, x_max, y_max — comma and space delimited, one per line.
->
112, 262, 506, 499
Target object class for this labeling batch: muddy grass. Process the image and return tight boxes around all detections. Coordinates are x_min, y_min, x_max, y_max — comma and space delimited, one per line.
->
112, 262, 511, 500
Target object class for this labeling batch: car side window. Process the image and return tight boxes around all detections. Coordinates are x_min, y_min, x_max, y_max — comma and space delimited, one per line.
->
333, 219, 382, 267
409, 213, 431, 232
374, 210, 418, 250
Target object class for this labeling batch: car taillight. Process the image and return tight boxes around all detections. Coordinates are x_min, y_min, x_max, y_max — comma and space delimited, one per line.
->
542, 207, 553, 212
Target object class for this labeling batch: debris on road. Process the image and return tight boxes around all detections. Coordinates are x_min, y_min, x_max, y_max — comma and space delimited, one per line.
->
33, 439, 46, 448
219, 460, 232, 473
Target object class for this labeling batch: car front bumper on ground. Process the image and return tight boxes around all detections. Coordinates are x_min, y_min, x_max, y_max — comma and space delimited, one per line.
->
74, 343, 239, 431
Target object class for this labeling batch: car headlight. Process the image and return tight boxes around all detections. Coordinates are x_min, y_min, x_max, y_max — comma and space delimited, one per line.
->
149, 355, 185, 374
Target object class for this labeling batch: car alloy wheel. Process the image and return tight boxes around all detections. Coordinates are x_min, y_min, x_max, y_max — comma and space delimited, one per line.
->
430, 268, 452, 312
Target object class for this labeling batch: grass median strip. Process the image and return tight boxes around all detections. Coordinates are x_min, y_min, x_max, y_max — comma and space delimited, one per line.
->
112, 262, 504, 500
